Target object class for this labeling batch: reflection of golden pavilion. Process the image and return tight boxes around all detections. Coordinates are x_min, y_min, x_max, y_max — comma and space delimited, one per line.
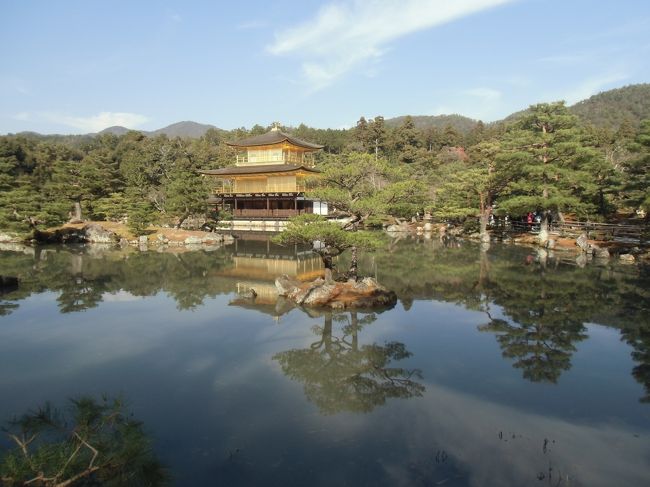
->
214, 238, 325, 319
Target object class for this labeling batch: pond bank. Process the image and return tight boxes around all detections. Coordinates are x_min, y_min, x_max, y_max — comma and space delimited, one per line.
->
0, 221, 235, 251
385, 221, 650, 264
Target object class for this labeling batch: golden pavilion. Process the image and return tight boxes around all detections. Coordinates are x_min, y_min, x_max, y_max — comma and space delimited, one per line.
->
200, 125, 328, 219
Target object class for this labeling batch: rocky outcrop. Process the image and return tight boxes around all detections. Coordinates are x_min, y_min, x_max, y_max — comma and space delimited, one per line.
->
83, 223, 119, 243
576, 233, 590, 253
619, 253, 636, 263
0, 232, 21, 243
593, 247, 610, 259
275, 275, 397, 310
33, 224, 118, 244
386, 222, 411, 233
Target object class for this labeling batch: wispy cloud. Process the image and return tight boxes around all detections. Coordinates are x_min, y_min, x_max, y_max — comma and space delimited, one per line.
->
267, 0, 515, 91
562, 72, 630, 104
42, 111, 150, 133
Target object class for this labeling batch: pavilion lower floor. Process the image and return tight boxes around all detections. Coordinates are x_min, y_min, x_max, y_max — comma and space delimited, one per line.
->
211, 194, 327, 219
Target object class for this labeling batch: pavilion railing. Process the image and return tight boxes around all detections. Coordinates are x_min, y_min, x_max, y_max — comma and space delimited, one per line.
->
233, 209, 307, 218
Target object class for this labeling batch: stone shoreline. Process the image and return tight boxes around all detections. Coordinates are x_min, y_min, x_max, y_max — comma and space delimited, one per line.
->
385, 221, 650, 264
0, 222, 235, 252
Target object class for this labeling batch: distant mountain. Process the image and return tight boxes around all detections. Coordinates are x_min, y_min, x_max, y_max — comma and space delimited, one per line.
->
99, 126, 130, 136
570, 84, 650, 130
150, 121, 218, 138
96, 121, 220, 138
385, 114, 479, 134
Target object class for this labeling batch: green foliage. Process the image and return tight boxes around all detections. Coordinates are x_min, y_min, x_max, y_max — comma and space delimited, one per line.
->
385, 114, 479, 135
0, 395, 167, 486
621, 119, 650, 213
274, 214, 380, 278
496, 102, 604, 219
127, 200, 155, 236
275, 214, 378, 254
312, 153, 429, 223
93, 193, 130, 221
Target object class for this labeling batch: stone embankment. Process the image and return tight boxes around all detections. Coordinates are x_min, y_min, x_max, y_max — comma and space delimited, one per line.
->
384, 221, 649, 264
275, 274, 397, 310
1, 222, 234, 251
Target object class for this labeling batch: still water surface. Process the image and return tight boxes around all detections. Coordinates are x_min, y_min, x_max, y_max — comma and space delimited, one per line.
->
1, 237, 649, 486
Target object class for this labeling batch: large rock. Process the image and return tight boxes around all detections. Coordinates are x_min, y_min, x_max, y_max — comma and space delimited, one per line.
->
594, 247, 610, 259
619, 253, 635, 263
82, 223, 118, 244
275, 274, 397, 310
575, 233, 590, 253
386, 224, 409, 233
184, 236, 203, 245
0, 232, 21, 243
275, 274, 302, 297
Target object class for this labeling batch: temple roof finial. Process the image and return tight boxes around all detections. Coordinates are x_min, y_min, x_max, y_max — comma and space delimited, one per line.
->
271, 121, 281, 132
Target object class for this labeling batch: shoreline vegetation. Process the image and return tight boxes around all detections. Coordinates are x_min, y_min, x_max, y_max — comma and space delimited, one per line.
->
1, 88, 649, 270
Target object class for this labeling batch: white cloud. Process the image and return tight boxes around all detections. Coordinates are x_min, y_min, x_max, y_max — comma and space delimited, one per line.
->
267, 0, 515, 90
43, 111, 150, 133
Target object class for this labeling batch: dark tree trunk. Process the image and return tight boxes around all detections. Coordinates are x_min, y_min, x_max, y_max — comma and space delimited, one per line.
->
174, 209, 191, 229
348, 246, 358, 281
322, 252, 334, 282
479, 212, 488, 237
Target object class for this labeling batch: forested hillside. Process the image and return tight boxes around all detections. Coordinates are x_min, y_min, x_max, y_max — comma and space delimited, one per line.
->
1, 86, 649, 239
571, 84, 650, 130
385, 114, 478, 134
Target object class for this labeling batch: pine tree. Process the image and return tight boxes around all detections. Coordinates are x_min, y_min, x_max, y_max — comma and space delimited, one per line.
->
621, 119, 650, 215
496, 102, 602, 242
391, 116, 422, 164
368, 116, 387, 160
354, 116, 371, 152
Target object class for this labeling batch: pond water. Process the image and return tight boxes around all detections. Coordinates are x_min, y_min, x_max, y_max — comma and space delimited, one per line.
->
1, 237, 649, 486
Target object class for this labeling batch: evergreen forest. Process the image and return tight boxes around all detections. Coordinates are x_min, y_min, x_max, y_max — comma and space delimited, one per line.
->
1, 85, 649, 237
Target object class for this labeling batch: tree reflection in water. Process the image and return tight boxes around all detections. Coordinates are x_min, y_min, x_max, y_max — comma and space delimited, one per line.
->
1, 239, 650, 400
273, 311, 424, 414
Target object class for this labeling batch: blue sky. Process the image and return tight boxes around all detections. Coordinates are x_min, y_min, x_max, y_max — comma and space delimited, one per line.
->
1, 0, 649, 134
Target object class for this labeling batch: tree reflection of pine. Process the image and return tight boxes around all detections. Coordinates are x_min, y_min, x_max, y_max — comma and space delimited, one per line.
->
1, 241, 650, 401
273, 311, 424, 414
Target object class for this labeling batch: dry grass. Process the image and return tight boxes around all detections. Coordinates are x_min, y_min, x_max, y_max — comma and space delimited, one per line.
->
56, 221, 222, 242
